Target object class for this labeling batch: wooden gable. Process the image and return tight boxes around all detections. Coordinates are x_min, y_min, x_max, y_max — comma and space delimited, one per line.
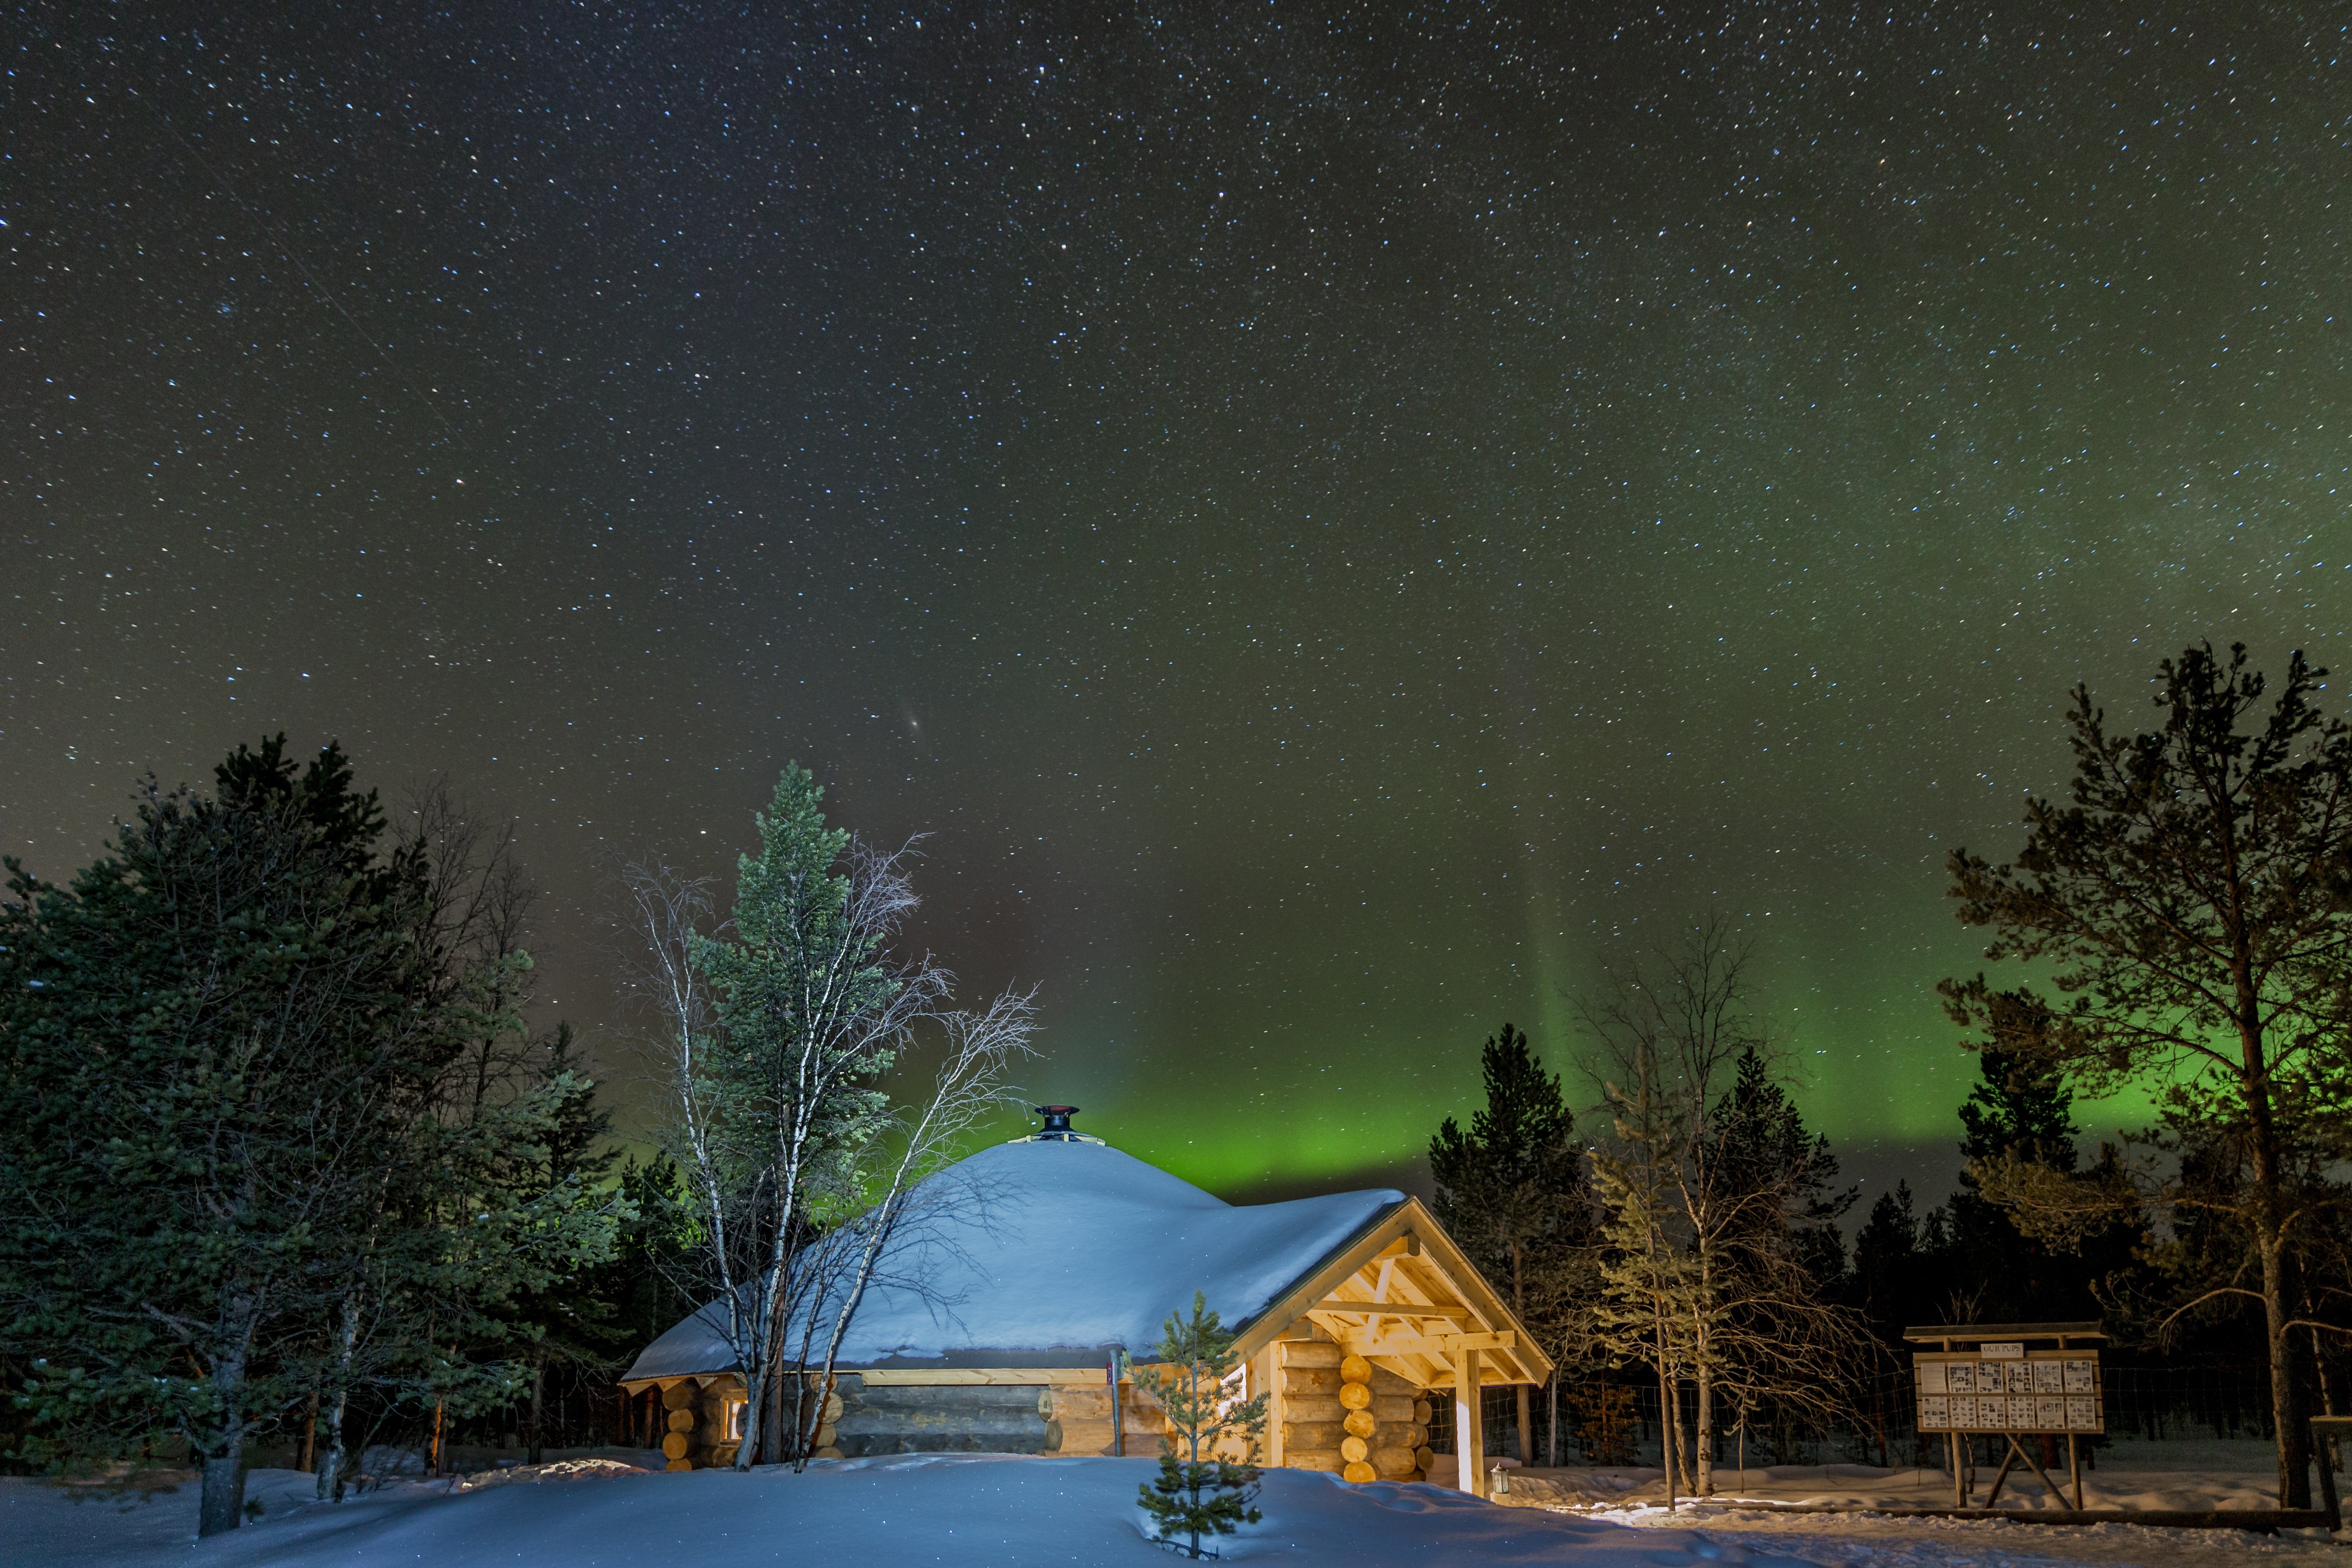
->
1234, 1195, 1553, 1387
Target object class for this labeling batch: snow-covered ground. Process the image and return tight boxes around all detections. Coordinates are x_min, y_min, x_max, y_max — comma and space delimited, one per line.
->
0, 1447, 2335, 1568
1491, 1442, 2341, 1568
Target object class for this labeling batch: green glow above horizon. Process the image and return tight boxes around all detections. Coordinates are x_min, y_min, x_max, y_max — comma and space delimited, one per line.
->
12, 14, 2343, 1216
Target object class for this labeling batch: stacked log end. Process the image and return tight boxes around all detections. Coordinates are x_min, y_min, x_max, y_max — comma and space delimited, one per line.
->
812, 1388, 844, 1458
1277, 1341, 1426, 1482
660, 1382, 698, 1470
1276, 1339, 1345, 1472
1337, 1359, 1375, 1483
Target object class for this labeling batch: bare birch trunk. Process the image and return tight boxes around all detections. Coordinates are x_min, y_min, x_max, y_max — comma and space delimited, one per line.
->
315, 1293, 361, 1501
1672, 1376, 1693, 1495
1510, 1242, 1531, 1463
1547, 1370, 1559, 1468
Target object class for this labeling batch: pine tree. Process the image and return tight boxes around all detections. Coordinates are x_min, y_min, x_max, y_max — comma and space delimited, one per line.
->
1429, 1022, 1594, 1462
1943, 643, 2352, 1506
1136, 1292, 1268, 1560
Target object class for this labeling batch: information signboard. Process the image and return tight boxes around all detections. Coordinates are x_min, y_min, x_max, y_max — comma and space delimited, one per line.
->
1913, 1349, 2102, 1433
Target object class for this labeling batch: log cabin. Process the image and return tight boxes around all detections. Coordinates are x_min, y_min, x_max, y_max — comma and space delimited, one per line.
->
618, 1109, 1551, 1498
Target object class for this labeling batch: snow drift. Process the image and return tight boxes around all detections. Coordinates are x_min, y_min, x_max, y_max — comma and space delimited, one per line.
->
3, 1454, 1828, 1568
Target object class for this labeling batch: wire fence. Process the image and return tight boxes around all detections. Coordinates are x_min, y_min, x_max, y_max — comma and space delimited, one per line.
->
1427, 1362, 2293, 1469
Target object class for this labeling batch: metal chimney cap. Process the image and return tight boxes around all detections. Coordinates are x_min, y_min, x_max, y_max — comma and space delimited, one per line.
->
1015, 1104, 1105, 1146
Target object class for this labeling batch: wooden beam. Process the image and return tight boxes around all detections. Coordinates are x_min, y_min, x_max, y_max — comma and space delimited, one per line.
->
1311, 1299, 1472, 1319
1352, 1330, 1515, 1358
1397, 1246, 1545, 1384
1367, 1355, 1439, 1387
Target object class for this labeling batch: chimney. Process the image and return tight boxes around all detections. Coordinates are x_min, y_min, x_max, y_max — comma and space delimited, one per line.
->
1010, 1105, 1105, 1146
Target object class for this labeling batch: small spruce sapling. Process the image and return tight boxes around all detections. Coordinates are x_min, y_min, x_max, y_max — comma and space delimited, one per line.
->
1136, 1292, 1268, 1559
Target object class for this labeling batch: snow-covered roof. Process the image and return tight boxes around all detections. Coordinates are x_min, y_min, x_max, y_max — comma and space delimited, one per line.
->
625, 1138, 1404, 1380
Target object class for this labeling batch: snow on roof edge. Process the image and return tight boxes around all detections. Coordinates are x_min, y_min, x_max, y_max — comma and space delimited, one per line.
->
621, 1147, 1413, 1383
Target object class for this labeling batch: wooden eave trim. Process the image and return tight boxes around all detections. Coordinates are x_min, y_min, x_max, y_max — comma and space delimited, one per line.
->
1231, 1196, 1555, 1384
858, 1367, 1107, 1386
1231, 1199, 1416, 1364
623, 1365, 1111, 1393
618, 1373, 735, 1395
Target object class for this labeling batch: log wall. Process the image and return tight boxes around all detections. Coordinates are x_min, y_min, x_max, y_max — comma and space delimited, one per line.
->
1276, 1339, 1428, 1480
834, 1376, 1053, 1458
649, 1356, 1431, 1477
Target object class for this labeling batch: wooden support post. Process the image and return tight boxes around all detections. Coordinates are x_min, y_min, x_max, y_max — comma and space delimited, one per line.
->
1262, 1345, 1282, 1470
1983, 1446, 2013, 1509
1454, 1349, 1485, 1498
2314, 1418, 2342, 1531
1949, 1431, 1965, 1509
2067, 1433, 2082, 1511
1111, 1351, 1127, 1460
2001, 1432, 2063, 1506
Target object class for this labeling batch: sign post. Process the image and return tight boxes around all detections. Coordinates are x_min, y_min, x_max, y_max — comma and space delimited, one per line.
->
1905, 1322, 2106, 1511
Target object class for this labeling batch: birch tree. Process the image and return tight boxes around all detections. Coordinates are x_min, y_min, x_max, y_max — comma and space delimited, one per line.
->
626, 763, 1036, 1469
1584, 1040, 1696, 1506
1578, 922, 1862, 1498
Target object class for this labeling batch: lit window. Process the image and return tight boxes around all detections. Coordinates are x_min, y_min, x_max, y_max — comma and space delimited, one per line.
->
726, 1401, 747, 1440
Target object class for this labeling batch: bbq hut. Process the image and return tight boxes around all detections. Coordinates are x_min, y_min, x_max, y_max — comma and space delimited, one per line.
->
619, 1110, 1551, 1496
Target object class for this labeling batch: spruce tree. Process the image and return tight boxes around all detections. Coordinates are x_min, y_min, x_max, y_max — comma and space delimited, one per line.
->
0, 739, 432, 1533
1136, 1292, 1268, 1560
1708, 1045, 1854, 1287
682, 764, 927, 1466
0, 739, 621, 1524
495, 1024, 628, 1463
1935, 995, 2151, 1331
1429, 1022, 1594, 1461
1850, 1182, 1923, 1337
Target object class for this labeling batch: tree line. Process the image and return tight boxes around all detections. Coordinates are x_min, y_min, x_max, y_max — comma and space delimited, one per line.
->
0, 743, 1039, 1531
0, 739, 1037, 1534
1431, 644, 2352, 1510
0, 740, 687, 1534
7, 639, 2348, 1525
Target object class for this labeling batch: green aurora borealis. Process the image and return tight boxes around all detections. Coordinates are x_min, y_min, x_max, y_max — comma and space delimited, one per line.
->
8, 8, 2350, 1203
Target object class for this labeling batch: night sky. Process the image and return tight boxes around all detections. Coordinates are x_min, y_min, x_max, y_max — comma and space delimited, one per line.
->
8, 7, 2349, 1205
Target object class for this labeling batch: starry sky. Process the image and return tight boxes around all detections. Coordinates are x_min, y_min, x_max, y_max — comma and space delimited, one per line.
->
8, 5, 2349, 1207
